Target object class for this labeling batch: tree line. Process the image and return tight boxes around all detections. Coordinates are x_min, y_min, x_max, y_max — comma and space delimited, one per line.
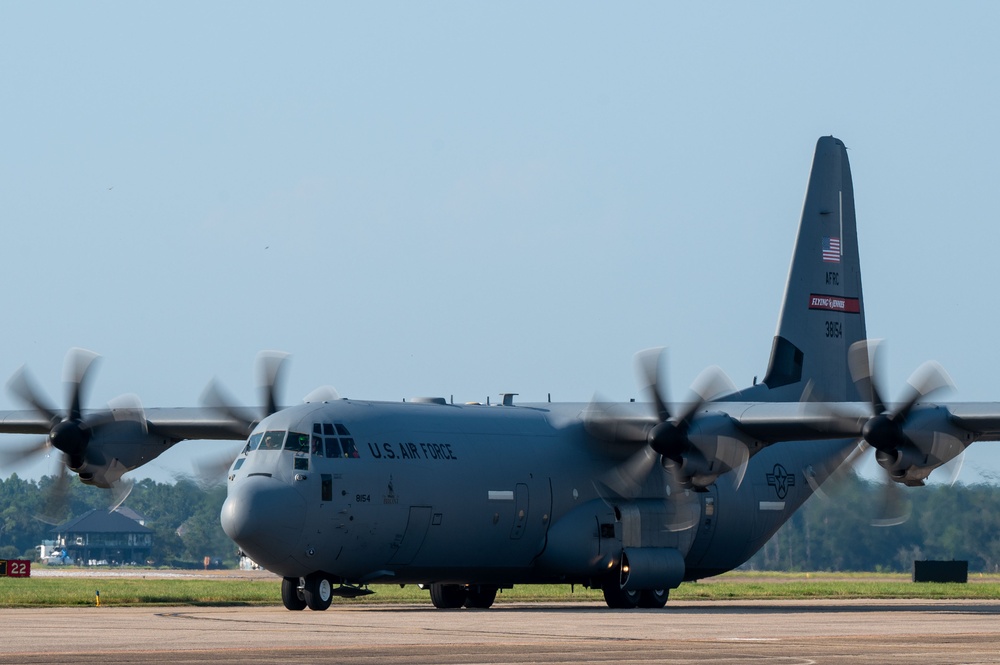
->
3, 471, 1000, 570
746, 474, 1000, 572
0, 474, 236, 567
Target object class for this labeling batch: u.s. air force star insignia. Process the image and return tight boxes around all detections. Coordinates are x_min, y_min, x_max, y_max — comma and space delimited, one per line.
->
766, 464, 795, 500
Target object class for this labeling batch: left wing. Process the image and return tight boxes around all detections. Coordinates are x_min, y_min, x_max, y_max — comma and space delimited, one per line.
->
0, 349, 282, 493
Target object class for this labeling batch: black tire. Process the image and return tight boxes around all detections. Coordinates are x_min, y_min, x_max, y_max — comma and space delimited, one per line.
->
464, 585, 498, 609
303, 573, 334, 611
637, 589, 668, 609
281, 577, 307, 611
429, 583, 467, 609
601, 579, 640, 609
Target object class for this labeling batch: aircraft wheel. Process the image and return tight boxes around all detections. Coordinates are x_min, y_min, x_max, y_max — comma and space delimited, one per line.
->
601, 579, 640, 609
429, 583, 467, 609
637, 589, 668, 609
303, 573, 334, 611
281, 577, 307, 611
464, 585, 498, 609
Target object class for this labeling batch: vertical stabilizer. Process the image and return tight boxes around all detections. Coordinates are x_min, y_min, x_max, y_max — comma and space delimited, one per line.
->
742, 136, 867, 403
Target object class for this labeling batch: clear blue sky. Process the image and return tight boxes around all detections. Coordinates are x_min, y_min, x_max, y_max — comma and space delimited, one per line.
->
2, 2, 999, 484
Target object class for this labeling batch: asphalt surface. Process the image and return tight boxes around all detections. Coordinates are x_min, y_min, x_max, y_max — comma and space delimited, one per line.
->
2, 600, 1000, 664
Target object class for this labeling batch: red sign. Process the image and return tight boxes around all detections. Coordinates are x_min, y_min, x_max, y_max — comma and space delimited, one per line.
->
0, 560, 31, 577
808, 294, 860, 314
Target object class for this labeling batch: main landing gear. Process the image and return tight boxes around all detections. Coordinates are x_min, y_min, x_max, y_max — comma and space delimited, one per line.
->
428, 583, 499, 609
601, 578, 668, 609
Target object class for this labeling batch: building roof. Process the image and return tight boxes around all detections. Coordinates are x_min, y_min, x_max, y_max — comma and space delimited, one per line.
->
53, 509, 153, 535
113, 505, 147, 525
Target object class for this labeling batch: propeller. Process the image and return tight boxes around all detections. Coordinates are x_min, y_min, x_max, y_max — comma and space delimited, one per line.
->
196, 351, 291, 484
201, 350, 290, 434
592, 348, 750, 532
848, 339, 962, 525
637, 348, 750, 491
8, 348, 100, 471
4, 348, 135, 521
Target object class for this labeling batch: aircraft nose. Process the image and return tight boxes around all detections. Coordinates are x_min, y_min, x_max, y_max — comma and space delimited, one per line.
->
221, 475, 306, 567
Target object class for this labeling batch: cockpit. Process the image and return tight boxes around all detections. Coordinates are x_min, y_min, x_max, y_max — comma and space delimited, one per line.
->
235, 422, 360, 474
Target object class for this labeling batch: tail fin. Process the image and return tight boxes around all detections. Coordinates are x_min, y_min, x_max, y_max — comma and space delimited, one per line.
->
743, 136, 867, 403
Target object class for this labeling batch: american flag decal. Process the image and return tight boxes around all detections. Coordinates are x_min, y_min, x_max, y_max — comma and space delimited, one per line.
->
822, 237, 841, 263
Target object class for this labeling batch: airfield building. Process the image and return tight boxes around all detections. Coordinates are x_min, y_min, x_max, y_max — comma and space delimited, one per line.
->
46, 508, 153, 566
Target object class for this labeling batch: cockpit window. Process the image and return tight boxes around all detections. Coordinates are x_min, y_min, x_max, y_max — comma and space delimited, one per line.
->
260, 431, 286, 450
325, 438, 343, 458
285, 432, 309, 453
244, 432, 263, 454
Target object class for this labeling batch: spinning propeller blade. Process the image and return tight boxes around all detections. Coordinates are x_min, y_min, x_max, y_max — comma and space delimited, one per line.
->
848, 339, 961, 525
4, 349, 141, 517
593, 347, 747, 532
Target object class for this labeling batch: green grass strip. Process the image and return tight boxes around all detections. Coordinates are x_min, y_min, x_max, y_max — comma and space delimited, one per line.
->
4, 572, 1000, 608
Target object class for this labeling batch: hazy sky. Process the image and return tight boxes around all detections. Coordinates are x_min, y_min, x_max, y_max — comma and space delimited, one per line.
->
2, 3, 1000, 485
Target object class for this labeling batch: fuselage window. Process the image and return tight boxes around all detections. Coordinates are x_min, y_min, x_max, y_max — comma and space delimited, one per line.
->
260, 431, 286, 450
285, 432, 310, 453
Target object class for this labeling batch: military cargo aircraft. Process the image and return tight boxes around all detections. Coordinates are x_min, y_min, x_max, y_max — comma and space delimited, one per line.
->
4, 136, 1000, 609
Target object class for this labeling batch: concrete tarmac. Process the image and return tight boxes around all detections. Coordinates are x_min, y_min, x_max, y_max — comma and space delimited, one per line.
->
2, 599, 1000, 664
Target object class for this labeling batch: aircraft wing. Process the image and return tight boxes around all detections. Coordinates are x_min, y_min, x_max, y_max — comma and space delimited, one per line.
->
143, 407, 254, 441
0, 407, 248, 441
944, 403, 1000, 441
0, 410, 53, 435
727, 402, 869, 441
0, 406, 248, 491
593, 402, 1000, 443
586, 401, 869, 446
585, 398, 1000, 490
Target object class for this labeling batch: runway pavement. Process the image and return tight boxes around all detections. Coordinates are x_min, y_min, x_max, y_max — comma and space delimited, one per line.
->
2, 599, 1000, 664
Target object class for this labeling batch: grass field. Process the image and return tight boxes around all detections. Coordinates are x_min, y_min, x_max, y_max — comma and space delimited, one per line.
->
4, 571, 1000, 607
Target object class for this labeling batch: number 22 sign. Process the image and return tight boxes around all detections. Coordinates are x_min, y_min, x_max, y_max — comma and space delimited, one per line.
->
0, 560, 31, 577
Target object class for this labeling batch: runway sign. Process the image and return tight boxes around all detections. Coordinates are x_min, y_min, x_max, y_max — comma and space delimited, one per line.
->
0, 560, 31, 577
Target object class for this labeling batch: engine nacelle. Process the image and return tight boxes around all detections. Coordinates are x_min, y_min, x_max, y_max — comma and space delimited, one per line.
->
878, 405, 971, 487
619, 547, 685, 592
667, 413, 750, 489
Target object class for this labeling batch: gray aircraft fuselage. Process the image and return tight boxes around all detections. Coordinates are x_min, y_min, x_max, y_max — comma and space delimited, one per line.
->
221, 398, 855, 595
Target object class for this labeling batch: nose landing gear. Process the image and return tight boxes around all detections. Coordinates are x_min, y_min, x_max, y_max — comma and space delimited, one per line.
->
281, 575, 332, 611
281, 577, 307, 611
